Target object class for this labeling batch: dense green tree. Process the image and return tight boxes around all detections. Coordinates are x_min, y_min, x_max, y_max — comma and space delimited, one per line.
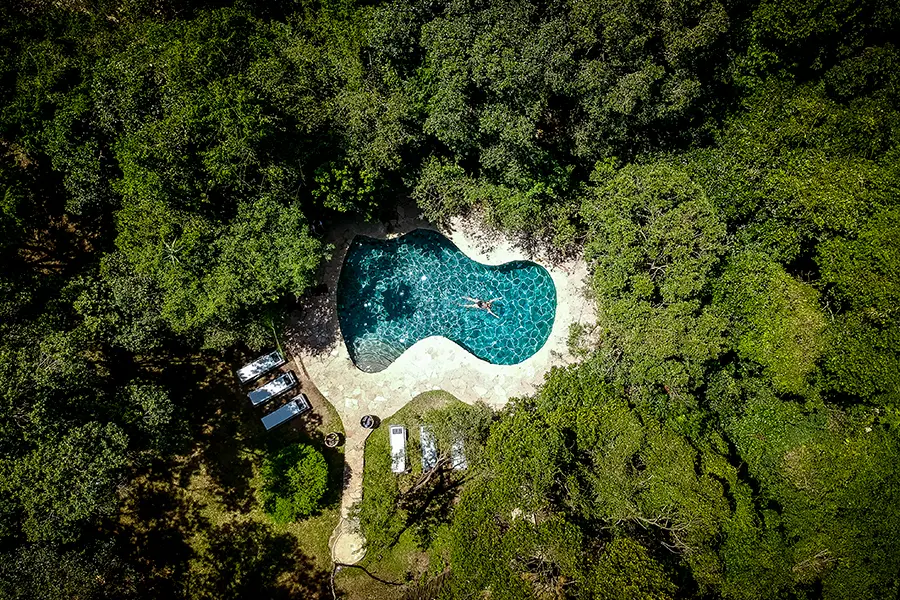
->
715, 252, 826, 395
819, 207, 900, 321
10, 421, 128, 543
259, 443, 329, 522
581, 160, 727, 413
585, 537, 676, 600
711, 374, 900, 598
821, 313, 900, 410
89, 9, 331, 346
0, 541, 137, 600
441, 366, 754, 597
738, 0, 900, 85
687, 82, 898, 263
816, 207, 900, 409
69, 253, 168, 353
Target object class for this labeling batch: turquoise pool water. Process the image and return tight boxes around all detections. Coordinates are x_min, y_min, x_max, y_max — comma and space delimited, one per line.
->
337, 229, 556, 373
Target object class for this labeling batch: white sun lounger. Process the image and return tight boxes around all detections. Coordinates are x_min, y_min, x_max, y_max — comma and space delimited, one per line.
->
390, 425, 408, 474
248, 371, 297, 406
236, 350, 286, 384
420, 425, 438, 471
261, 394, 311, 430
450, 438, 467, 470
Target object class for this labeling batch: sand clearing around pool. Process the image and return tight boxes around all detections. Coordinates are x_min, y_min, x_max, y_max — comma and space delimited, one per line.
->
285, 209, 595, 564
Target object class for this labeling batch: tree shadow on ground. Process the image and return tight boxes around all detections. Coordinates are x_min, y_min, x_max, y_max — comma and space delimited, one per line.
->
119, 469, 333, 599
151, 354, 265, 513
187, 520, 331, 600
116, 478, 210, 598
196, 381, 264, 513
115, 350, 344, 596
285, 288, 340, 355
453, 212, 579, 268
148, 344, 346, 510
187, 364, 343, 514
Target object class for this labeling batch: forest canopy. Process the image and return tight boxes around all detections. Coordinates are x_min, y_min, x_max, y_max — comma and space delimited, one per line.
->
0, 0, 898, 598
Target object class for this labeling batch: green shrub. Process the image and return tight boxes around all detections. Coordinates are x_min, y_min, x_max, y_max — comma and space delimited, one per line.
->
259, 444, 328, 523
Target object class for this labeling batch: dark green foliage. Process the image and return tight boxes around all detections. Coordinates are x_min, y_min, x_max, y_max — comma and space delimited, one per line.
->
585, 537, 676, 600
440, 367, 734, 597
813, 177, 900, 409
0, 153, 29, 253
818, 207, 900, 320
259, 443, 328, 522
357, 395, 493, 554
70, 253, 168, 353
10, 421, 129, 543
713, 377, 900, 598
821, 313, 900, 408
407, 0, 733, 243
0, 542, 137, 600
739, 0, 900, 85
95, 9, 329, 346
312, 161, 380, 215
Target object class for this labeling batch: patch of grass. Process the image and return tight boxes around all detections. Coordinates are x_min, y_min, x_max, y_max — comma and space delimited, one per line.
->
335, 391, 474, 598
335, 530, 425, 600
359, 391, 462, 550
371, 390, 461, 480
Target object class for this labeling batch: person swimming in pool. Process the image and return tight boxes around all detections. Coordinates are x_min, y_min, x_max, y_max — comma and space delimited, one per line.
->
461, 296, 501, 318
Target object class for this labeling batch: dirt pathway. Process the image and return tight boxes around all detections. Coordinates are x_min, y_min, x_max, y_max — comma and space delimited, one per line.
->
327, 424, 368, 564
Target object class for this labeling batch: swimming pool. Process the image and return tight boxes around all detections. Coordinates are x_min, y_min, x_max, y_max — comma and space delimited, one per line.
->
336, 229, 556, 373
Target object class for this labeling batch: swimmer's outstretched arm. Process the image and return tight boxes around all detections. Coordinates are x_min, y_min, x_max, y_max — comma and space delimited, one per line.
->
486, 307, 500, 318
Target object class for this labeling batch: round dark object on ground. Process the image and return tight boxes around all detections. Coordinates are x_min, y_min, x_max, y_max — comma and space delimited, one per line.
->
360, 415, 379, 429
325, 432, 342, 448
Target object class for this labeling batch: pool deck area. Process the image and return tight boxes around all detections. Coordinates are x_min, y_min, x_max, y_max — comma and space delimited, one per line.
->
284, 209, 595, 564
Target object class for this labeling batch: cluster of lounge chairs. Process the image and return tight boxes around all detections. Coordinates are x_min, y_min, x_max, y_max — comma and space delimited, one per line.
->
236, 350, 311, 430
389, 424, 467, 474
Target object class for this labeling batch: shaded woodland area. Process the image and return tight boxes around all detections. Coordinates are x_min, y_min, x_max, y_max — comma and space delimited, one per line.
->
1, 0, 898, 598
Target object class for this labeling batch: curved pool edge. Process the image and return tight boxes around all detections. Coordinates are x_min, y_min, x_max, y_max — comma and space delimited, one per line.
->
335, 228, 557, 373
